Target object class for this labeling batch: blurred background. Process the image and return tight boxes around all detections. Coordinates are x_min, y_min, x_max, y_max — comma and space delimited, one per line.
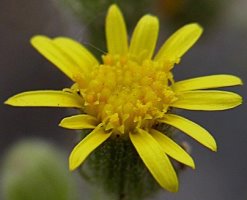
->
0, 0, 247, 199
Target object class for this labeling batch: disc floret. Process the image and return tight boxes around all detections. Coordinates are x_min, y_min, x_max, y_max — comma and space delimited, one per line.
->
79, 54, 176, 136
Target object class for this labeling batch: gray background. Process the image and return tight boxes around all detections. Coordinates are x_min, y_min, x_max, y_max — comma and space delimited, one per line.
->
0, 0, 246, 200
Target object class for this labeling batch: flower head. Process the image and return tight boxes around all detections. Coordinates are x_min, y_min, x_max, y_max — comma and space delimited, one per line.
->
5, 4, 242, 192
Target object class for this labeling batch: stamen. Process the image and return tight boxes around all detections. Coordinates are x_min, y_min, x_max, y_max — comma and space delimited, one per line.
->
75, 54, 176, 135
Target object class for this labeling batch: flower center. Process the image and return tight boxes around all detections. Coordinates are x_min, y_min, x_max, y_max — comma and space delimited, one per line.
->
78, 54, 176, 135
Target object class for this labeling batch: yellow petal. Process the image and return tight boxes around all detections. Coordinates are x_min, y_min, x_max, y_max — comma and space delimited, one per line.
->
5, 90, 83, 108
31, 36, 86, 81
69, 125, 112, 170
172, 74, 243, 92
172, 90, 242, 110
130, 129, 178, 192
53, 37, 99, 75
59, 114, 98, 129
155, 23, 203, 64
129, 15, 159, 62
150, 129, 195, 168
159, 114, 217, 151
106, 4, 128, 55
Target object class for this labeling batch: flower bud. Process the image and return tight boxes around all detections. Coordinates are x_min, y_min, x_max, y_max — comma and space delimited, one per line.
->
1, 139, 77, 200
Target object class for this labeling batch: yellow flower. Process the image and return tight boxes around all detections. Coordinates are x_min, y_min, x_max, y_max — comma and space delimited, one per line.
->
5, 4, 242, 192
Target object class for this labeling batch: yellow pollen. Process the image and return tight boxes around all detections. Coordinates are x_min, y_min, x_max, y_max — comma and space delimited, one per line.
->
79, 54, 176, 135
